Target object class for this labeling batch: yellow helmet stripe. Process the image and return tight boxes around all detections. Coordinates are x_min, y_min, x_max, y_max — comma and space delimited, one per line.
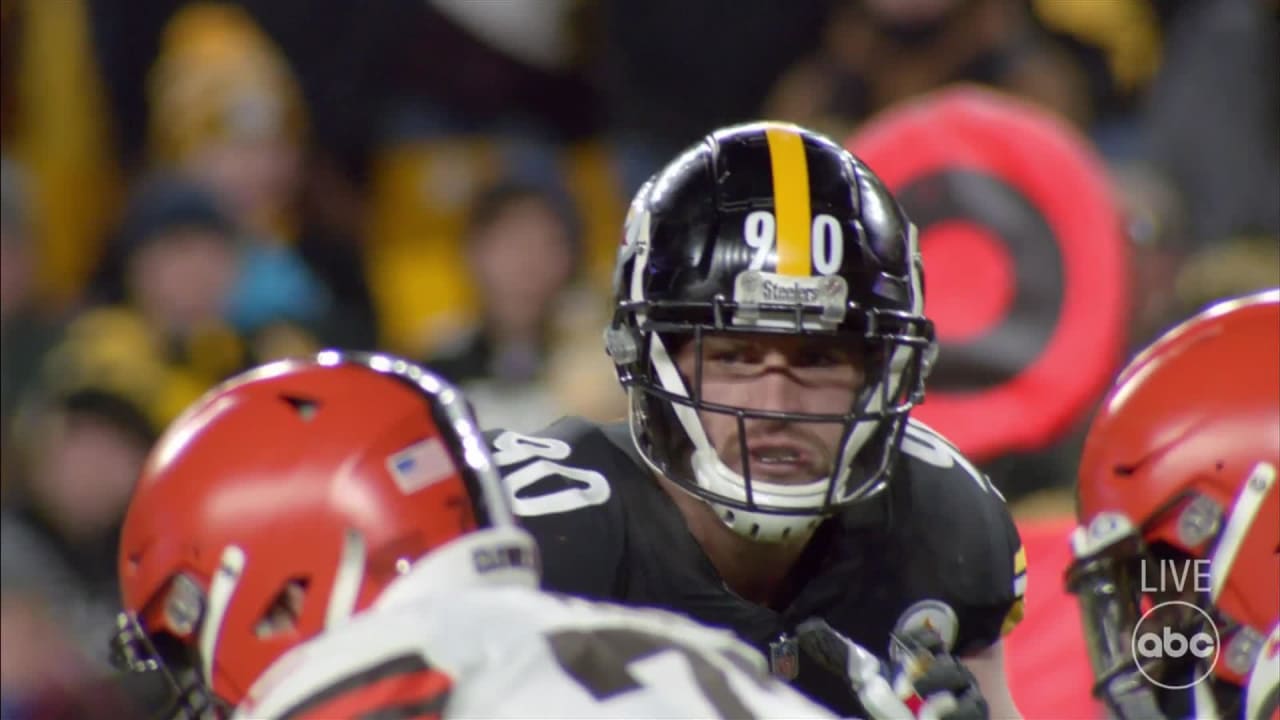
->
764, 127, 812, 276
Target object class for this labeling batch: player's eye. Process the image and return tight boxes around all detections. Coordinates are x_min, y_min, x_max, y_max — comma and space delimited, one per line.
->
795, 348, 849, 368
705, 344, 756, 365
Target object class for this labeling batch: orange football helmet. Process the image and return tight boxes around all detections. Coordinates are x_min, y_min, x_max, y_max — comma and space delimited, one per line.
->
1067, 289, 1279, 719
110, 352, 530, 717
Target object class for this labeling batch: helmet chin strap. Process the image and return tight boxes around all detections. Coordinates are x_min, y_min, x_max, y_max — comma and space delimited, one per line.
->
1244, 624, 1279, 720
1192, 672, 1221, 718
201, 545, 246, 693
1208, 462, 1277, 604
1098, 669, 1165, 720
689, 446, 825, 542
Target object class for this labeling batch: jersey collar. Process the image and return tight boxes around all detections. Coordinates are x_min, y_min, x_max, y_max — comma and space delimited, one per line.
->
374, 526, 541, 610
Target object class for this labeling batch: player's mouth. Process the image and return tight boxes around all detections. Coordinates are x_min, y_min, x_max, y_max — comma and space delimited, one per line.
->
742, 441, 824, 483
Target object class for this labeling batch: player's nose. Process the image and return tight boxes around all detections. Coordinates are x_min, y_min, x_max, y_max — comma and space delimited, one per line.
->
748, 352, 803, 413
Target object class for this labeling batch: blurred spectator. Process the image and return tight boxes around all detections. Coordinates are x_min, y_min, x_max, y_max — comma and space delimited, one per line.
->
364, 135, 505, 356
765, 0, 1093, 139
387, 0, 597, 141
147, 3, 304, 241
1109, 162, 1193, 349
93, 177, 238, 341
1029, 0, 1163, 157
2, 0, 124, 305
360, 0, 613, 355
0, 594, 140, 720
543, 288, 629, 425
1, 156, 62, 431
1174, 236, 1280, 321
1, 379, 157, 673
363, 133, 627, 358
77, 176, 252, 428
598, 0, 830, 194
145, 1, 376, 350
1113, 4, 1280, 348
426, 181, 609, 431
0, 0, 15, 143
1140, 0, 1279, 247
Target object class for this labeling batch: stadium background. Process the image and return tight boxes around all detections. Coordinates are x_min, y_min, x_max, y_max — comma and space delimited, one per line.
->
0, 0, 1276, 716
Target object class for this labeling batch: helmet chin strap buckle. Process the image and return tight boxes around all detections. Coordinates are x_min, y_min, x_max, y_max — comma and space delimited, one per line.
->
164, 573, 206, 637
603, 326, 639, 365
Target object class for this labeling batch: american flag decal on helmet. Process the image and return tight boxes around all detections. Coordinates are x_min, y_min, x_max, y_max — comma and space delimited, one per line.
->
386, 437, 455, 495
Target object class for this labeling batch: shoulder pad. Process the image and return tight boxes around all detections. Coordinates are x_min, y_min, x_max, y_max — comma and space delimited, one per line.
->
894, 420, 1026, 653
484, 418, 639, 600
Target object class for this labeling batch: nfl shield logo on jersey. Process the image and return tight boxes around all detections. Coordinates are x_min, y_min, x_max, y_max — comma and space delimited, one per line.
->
769, 635, 800, 680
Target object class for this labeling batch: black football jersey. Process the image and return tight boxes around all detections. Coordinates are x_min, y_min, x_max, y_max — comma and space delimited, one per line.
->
485, 417, 1026, 716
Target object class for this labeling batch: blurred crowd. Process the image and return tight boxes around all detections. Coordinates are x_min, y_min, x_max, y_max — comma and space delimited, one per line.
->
0, 0, 1277, 715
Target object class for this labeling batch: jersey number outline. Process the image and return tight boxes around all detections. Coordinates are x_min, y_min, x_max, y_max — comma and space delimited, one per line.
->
547, 628, 772, 720
900, 422, 1005, 501
491, 431, 612, 517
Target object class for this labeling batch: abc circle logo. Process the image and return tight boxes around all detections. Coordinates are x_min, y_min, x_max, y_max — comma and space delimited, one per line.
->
1130, 600, 1221, 690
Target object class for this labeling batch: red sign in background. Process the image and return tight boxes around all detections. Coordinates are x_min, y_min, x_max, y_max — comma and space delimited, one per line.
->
849, 86, 1130, 462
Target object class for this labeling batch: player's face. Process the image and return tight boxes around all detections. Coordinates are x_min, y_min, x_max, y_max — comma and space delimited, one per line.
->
674, 333, 865, 485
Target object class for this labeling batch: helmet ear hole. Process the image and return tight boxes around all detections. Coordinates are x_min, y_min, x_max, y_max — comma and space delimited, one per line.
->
254, 577, 309, 639
149, 629, 199, 671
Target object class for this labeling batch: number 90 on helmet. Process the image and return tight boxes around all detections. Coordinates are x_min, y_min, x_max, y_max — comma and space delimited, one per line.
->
605, 121, 936, 542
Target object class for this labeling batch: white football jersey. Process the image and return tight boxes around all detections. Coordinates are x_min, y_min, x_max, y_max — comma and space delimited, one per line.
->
1244, 623, 1279, 720
234, 528, 836, 719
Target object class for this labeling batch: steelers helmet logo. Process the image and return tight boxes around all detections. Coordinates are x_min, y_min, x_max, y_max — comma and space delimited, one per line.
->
889, 599, 959, 665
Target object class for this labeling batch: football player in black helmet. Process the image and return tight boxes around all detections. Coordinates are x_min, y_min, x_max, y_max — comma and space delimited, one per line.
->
484, 121, 1025, 718
608, 120, 934, 541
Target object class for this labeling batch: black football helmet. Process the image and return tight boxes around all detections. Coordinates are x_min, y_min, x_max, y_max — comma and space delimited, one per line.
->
605, 121, 936, 541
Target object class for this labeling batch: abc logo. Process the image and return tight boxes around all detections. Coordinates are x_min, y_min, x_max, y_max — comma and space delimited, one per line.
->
1130, 600, 1221, 690
1134, 626, 1216, 659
